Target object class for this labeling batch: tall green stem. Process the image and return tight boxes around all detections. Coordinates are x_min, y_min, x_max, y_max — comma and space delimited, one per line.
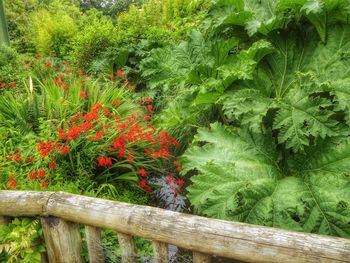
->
0, 0, 9, 46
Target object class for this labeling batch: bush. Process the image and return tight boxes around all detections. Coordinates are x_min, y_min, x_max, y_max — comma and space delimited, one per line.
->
72, 9, 117, 70
29, 9, 78, 58
0, 44, 26, 88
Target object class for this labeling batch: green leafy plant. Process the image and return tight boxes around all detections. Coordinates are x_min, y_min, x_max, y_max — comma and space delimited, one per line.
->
180, 0, 350, 238
182, 123, 350, 237
0, 218, 45, 263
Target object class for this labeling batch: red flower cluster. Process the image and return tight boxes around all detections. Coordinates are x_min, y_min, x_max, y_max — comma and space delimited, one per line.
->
53, 74, 69, 91
97, 156, 112, 167
9, 175, 16, 189
0, 82, 16, 89
166, 174, 185, 194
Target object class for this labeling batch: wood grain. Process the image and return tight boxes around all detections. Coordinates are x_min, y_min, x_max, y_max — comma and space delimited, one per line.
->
193, 251, 211, 263
117, 233, 137, 263
153, 241, 168, 263
85, 225, 104, 263
1, 191, 350, 263
41, 216, 83, 263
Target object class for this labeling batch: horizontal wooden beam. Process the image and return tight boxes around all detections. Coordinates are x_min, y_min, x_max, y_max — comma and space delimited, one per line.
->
0, 191, 350, 263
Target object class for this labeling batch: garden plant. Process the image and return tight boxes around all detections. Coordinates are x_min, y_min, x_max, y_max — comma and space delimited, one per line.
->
0, 0, 350, 262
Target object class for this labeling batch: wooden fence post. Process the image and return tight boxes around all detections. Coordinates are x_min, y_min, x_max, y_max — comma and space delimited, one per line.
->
152, 241, 168, 263
117, 233, 137, 263
41, 216, 83, 263
85, 225, 104, 263
193, 251, 212, 263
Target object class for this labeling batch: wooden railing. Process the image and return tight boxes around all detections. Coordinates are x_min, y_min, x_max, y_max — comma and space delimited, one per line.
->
0, 191, 350, 263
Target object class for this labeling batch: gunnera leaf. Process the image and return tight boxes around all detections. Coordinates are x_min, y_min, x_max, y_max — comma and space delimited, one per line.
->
183, 123, 350, 237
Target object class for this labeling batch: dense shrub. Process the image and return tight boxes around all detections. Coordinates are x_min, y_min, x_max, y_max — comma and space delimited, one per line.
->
29, 9, 77, 57
72, 9, 117, 69
0, 44, 26, 88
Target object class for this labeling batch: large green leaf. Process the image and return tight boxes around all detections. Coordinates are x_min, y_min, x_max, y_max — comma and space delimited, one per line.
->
223, 24, 350, 152
208, 0, 350, 40
183, 123, 350, 237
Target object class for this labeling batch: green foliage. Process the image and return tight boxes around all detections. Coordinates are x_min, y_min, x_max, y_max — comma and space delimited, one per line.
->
80, 0, 144, 18
182, 123, 350, 237
0, 218, 45, 263
72, 9, 117, 69
29, 9, 77, 57
0, 44, 26, 86
176, 0, 350, 239
207, 0, 350, 40
222, 24, 350, 152
140, 29, 273, 149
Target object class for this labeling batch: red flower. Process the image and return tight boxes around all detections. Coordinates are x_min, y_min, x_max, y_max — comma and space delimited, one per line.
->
159, 131, 168, 137
174, 160, 180, 166
145, 97, 153, 103
97, 156, 112, 167
139, 179, 146, 188
144, 115, 152, 121
28, 171, 37, 180
103, 109, 110, 116
13, 153, 22, 162
92, 103, 103, 111
119, 148, 125, 157
145, 186, 151, 193
41, 181, 47, 188
173, 188, 179, 194
95, 131, 104, 140
62, 84, 69, 91
38, 170, 46, 178
9, 179, 16, 189
127, 155, 133, 163
45, 61, 52, 67
139, 168, 147, 177
67, 126, 83, 140
80, 91, 87, 97
177, 179, 184, 187
60, 145, 69, 155
58, 132, 67, 140
77, 69, 84, 75
83, 111, 98, 121
167, 175, 174, 183
117, 70, 124, 78
10, 82, 16, 87
49, 161, 56, 169
82, 122, 93, 131
177, 166, 183, 172
0, 83, 6, 88
105, 157, 112, 166
147, 105, 153, 113
26, 157, 34, 162
97, 156, 106, 167
113, 100, 120, 107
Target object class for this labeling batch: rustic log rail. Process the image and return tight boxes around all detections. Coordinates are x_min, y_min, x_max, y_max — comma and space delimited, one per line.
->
0, 191, 350, 263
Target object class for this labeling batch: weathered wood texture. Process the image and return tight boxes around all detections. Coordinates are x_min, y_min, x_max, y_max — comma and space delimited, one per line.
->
117, 233, 137, 263
152, 241, 168, 263
41, 216, 84, 263
1, 191, 350, 263
0, 191, 52, 216
85, 225, 104, 263
193, 252, 211, 263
